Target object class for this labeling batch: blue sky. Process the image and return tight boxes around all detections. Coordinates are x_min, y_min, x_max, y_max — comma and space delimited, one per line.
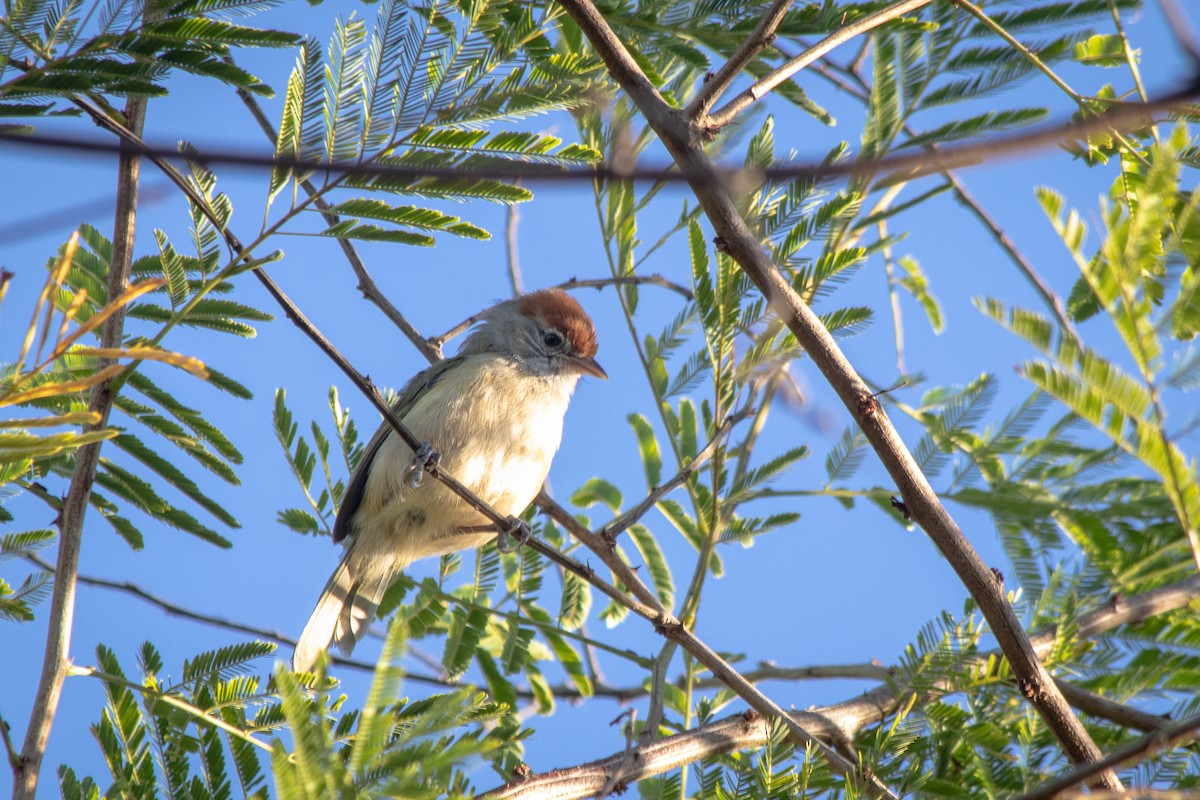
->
1, 0, 1194, 793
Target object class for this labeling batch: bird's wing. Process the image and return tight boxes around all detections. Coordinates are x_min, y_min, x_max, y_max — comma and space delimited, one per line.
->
331, 356, 466, 543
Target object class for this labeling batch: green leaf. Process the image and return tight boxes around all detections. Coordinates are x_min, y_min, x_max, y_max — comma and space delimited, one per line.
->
897, 256, 943, 333
324, 198, 489, 239
570, 477, 622, 513
628, 524, 674, 607
901, 108, 1048, 149
319, 220, 435, 247
627, 413, 662, 489
0, 529, 56, 562
1073, 34, 1130, 67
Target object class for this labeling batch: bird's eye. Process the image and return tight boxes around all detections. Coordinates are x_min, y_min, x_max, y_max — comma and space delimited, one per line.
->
542, 330, 565, 349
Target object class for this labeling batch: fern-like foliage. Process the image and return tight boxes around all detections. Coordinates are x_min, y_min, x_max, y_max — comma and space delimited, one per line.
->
61, 628, 527, 799
265, 0, 604, 245
16, 181, 267, 549
0, 0, 298, 124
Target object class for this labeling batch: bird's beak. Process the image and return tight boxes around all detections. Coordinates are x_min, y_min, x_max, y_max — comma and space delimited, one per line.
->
571, 355, 608, 380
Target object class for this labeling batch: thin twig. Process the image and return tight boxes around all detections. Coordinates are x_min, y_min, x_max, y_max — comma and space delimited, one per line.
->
12, 69, 151, 800
1054, 680, 1170, 733
705, 0, 935, 128
600, 409, 750, 541
69, 665, 274, 753
19, 553, 454, 685
555, 274, 694, 300
687, 0, 796, 118
506, 198, 524, 296
944, 171, 1081, 346
951, 0, 1148, 166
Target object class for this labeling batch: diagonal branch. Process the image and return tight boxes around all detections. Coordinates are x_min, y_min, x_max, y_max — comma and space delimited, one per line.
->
555, 0, 1123, 789
704, 0, 934, 129
3, 86, 1196, 189
687, 0, 796, 118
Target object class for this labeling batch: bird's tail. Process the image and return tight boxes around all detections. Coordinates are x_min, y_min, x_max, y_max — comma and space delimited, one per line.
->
293, 547, 390, 673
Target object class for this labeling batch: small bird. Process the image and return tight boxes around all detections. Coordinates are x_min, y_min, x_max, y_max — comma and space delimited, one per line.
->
293, 288, 605, 672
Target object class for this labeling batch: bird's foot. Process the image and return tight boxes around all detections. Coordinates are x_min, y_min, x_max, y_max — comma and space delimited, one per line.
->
406, 443, 441, 488
497, 516, 532, 553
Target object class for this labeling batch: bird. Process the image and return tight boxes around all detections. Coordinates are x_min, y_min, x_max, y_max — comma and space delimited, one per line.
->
293, 288, 606, 672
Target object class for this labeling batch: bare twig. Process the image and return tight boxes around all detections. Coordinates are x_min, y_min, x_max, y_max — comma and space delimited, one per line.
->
555, 274, 694, 300
704, 0, 935, 129
555, 0, 1122, 788
687, 0, 796, 118
944, 171, 1080, 345
12, 71, 151, 800
1054, 680, 1170, 733
1013, 712, 1200, 800
506, 199, 524, 296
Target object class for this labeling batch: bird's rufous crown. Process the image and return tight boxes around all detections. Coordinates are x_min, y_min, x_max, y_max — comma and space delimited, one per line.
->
519, 289, 599, 358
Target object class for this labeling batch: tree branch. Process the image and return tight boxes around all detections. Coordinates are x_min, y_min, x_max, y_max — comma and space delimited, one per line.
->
506, 199, 524, 296
555, 274, 694, 300
704, 0, 934, 129
2, 85, 1196, 188
555, 0, 1124, 788
12, 58, 151, 800
687, 0, 795, 118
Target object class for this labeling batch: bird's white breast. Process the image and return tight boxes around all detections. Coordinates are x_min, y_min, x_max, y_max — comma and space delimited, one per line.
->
350, 355, 577, 576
